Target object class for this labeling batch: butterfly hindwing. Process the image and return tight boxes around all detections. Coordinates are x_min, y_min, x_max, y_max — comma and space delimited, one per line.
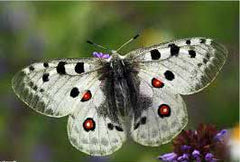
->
126, 37, 227, 95
12, 58, 105, 117
67, 79, 127, 156
130, 71, 188, 146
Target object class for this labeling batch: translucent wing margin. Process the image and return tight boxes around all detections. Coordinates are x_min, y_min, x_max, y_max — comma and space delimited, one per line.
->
126, 37, 227, 94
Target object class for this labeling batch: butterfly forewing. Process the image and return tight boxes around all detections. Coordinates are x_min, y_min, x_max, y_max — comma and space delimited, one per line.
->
126, 37, 227, 95
12, 58, 106, 117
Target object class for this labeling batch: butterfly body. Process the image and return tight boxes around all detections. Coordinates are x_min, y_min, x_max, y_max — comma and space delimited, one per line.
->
12, 37, 227, 156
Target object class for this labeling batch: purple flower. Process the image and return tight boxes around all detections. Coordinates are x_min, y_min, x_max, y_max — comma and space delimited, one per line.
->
177, 153, 189, 161
192, 150, 200, 158
214, 129, 228, 142
93, 52, 110, 59
158, 124, 229, 162
205, 153, 218, 162
158, 152, 177, 162
192, 150, 201, 162
181, 145, 191, 151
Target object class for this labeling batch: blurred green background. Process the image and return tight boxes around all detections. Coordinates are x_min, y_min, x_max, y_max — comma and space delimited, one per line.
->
0, 1, 238, 162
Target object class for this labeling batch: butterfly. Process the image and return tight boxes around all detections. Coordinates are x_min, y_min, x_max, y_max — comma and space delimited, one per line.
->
12, 36, 227, 156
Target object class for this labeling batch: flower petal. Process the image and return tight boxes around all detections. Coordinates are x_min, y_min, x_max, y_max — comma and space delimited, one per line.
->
99, 52, 104, 57
205, 153, 214, 161
192, 149, 200, 158
181, 145, 191, 151
177, 153, 189, 161
92, 52, 110, 59
102, 54, 110, 59
214, 129, 228, 142
158, 152, 177, 161
192, 150, 201, 162
92, 52, 101, 58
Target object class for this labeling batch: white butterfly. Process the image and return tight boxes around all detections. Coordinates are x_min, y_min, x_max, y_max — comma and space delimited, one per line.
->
12, 36, 227, 156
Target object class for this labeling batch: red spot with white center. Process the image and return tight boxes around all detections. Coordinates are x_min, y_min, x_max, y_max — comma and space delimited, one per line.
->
152, 78, 164, 88
158, 104, 171, 118
81, 90, 92, 102
83, 118, 95, 131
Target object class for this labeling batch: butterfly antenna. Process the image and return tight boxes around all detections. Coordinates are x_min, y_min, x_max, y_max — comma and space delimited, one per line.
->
116, 34, 140, 52
86, 40, 111, 52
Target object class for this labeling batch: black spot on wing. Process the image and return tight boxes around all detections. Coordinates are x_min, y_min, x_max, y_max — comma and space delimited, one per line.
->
33, 85, 37, 91
133, 117, 147, 130
140, 117, 147, 125
206, 53, 210, 59
200, 39, 206, 44
134, 122, 140, 130
188, 50, 196, 58
28, 81, 39, 91
169, 44, 180, 56
75, 62, 84, 74
29, 66, 34, 71
107, 123, 114, 130
115, 126, 123, 132
150, 49, 161, 60
70, 87, 79, 98
42, 73, 49, 82
57, 61, 66, 74
203, 58, 208, 64
28, 81, 34, 87
186, 40, 191, 45
164, 70, 175, 81
43, 62, 49, 68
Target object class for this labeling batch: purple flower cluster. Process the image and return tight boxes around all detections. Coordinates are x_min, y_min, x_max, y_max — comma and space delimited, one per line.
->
158, 124, 228, 162
93, 52, 110, 59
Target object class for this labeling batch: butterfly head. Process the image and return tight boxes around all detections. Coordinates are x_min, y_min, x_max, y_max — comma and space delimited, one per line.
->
111, 50, 118, 54
110, 51, 126, 60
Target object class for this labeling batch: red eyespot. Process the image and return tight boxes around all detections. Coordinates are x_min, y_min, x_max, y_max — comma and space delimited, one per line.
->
81, 90, 92, 102
152, 78, 164, 88
158, 104, 171, 118
83, 118, 95, 131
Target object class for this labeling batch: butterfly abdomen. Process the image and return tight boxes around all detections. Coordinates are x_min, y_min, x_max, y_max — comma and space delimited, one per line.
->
104, 56, 152, 121
107, 56, 132, 117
